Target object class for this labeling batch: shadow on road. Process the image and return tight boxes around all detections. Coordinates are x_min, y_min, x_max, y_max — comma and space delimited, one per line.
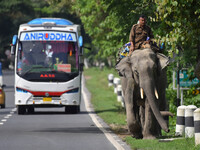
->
25, 110, 96, 115
30, 126, 111, 134
24, 109, 121, 115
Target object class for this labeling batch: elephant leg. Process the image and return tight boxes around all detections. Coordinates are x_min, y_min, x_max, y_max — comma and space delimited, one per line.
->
125, 78, 142, 138
142, 99, 158, 139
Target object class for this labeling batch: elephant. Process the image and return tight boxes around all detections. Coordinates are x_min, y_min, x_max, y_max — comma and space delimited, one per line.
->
116, 47, 170, 139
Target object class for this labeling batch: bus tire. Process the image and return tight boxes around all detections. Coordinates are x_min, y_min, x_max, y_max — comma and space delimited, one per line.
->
17, 105, 26, 115
65, 106, 80, 114
1, 104, 5, 108
27, 106, 34, 114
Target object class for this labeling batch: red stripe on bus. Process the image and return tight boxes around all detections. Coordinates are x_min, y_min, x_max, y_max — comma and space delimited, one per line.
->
16, 87, 71, 96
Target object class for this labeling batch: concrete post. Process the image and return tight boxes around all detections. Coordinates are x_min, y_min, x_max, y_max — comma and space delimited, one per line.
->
175, 105, 186, 136
194, 108, 200, 146
117, 85, 123, 102
185, 105, 197, 138
117, 85, 125, 107
113, 78, 120, 94
108, 74, 114, 87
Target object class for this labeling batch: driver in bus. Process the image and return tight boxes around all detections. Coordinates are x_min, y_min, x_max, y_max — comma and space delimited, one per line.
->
45, 44, 53, 66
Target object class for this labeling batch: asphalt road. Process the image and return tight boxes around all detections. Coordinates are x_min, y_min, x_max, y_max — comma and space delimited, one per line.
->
0, 70, 122, 150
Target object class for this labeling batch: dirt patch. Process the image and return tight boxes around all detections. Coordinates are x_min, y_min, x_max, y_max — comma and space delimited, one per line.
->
85, 76, 92, 80
109, 124, 131, 140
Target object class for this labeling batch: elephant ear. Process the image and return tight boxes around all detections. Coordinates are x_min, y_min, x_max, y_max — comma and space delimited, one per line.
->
115, 57, 133, 78
156, 53, 170, 70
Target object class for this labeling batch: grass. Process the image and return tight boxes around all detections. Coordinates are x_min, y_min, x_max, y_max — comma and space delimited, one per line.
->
84, 67, 200, 150
84, 67, 126, 125
126, 137, 199, 150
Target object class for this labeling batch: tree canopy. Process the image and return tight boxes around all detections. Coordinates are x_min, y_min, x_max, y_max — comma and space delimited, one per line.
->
70, 0, 200, 68
0, 0, 200, 69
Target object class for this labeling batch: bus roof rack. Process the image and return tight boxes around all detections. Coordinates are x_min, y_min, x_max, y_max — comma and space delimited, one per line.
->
27, 18, 74, 26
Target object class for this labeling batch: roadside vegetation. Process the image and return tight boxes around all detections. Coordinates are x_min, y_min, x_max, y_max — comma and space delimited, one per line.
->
84, 67, 200, 150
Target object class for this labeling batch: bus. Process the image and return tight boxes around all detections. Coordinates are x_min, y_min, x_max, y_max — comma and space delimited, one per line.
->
11, 18, 84, 114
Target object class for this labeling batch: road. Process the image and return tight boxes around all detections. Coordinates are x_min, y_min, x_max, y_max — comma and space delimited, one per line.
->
0, 70, 129, 150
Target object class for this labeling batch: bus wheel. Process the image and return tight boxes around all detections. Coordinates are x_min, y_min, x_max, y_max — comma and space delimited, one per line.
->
27, 106, 34, 114
17, 106, 26, 115
1, 104, 5, 108
65, 106, 80, 114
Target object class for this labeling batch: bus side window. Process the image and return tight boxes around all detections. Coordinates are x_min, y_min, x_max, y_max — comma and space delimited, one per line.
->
68, 43, 74, 56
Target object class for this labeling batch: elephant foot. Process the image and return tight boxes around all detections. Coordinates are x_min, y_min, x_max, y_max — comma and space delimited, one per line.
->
143, 135, 156, 140
131, 134, 143, 139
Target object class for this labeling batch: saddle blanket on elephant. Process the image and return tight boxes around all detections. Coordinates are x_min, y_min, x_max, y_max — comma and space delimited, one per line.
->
116, 41, 162, 64
115, 48, 170, 77
116, 42, 131, 62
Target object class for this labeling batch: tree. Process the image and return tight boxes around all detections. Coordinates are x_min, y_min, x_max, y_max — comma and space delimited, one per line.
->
0, 0, 34, 58
155, 0, 200, 67
0, 0, 79, 60
71, 0, 158, 63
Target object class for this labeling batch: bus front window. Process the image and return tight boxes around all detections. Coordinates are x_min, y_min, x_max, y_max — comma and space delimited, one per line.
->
17, 41, 78, 77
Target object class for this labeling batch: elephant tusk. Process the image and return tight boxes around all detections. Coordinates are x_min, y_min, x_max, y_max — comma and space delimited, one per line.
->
140, 88, 144, 99
155, 88, 159, 99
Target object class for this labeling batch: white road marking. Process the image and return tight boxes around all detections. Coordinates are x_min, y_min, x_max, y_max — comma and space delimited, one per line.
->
82, 78, 125, 150
12, 108, 17, 111
0, 108, 15, 127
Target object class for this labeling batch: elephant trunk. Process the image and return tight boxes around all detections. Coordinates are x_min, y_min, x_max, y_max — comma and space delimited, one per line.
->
141, 79, 169, 133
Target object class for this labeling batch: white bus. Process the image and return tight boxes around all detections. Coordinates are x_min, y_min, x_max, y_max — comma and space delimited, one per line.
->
11, 18, 84, 114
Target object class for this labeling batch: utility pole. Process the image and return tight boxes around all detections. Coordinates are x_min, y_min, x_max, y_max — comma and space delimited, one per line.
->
177, 60, 180, 106
177, 46, 182, 107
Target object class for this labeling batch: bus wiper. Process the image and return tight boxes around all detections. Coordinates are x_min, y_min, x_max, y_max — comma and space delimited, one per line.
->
21, 66, 51, 76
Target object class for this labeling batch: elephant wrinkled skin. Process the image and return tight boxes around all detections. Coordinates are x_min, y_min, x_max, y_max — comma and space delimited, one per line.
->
116, 48, 170, 139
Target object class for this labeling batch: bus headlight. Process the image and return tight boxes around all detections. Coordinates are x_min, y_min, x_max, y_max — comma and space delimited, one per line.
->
16, 87, 30, 94
65, 88, 79, 94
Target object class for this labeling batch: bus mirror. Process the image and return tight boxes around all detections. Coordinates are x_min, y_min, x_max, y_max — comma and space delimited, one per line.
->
78, 36, 83, 47
11, 46, 16, 55
12, 35, 18, 45
80, 47, 84, 56
18, 42, 22, 60
80, 63, 84, 72
11, 35, 18, 55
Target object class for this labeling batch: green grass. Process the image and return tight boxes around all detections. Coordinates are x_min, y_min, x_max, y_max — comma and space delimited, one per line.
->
84, 67, 200, 150
84, 67, 126, 125
125, 137, 200, 150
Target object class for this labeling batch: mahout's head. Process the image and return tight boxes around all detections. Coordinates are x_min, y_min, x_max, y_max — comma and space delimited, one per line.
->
138, 15, 146, 27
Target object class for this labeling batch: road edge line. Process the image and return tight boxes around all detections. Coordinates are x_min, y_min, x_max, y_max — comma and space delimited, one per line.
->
82, 75, 130, 150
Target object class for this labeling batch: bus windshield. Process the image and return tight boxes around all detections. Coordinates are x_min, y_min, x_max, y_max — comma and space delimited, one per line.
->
17, 40, 79, 82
